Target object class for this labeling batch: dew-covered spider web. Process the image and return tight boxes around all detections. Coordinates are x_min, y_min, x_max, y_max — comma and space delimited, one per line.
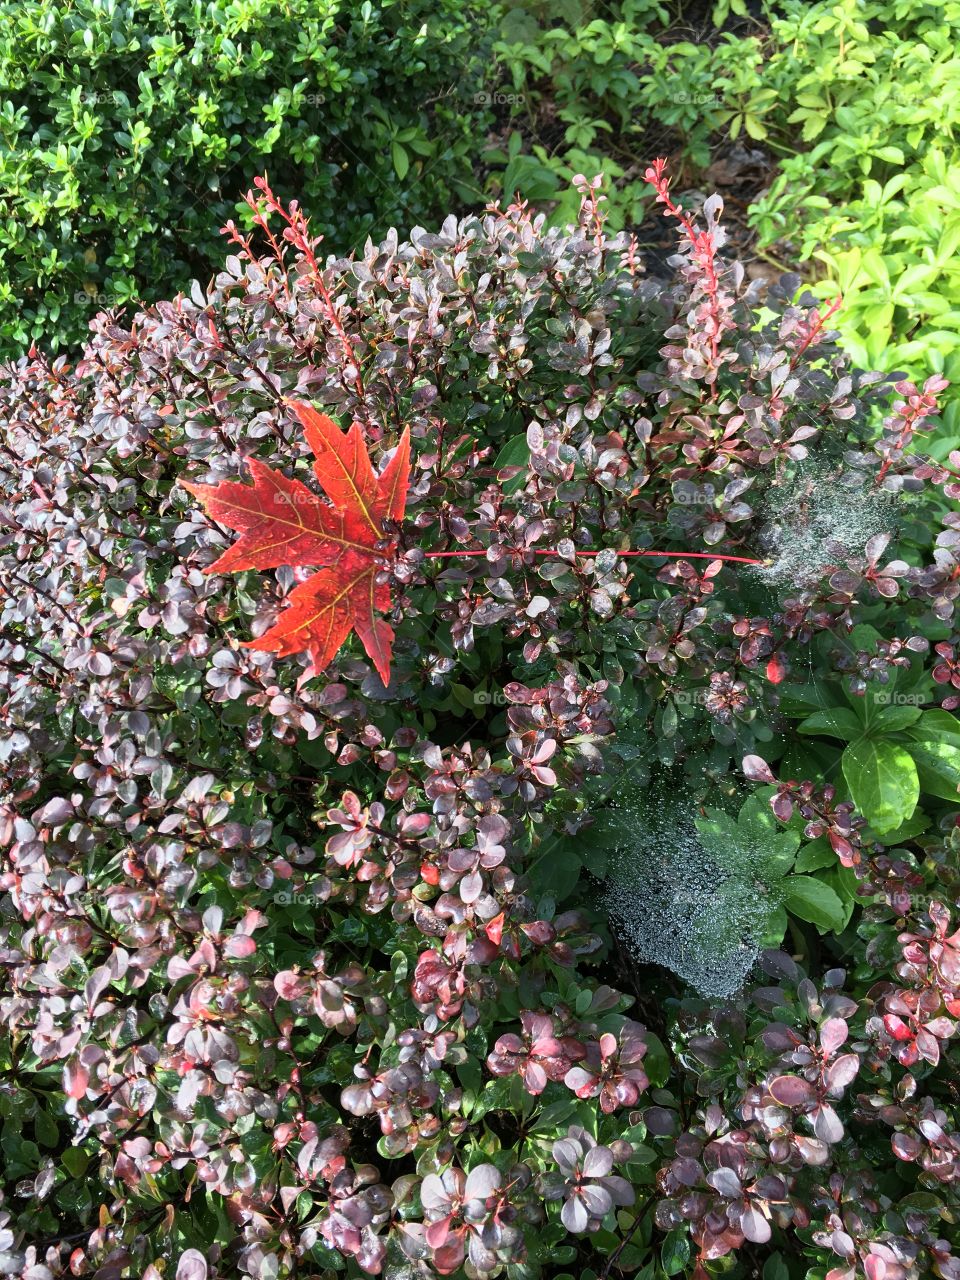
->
749, 457, 898, 591
600, 778, 780, 999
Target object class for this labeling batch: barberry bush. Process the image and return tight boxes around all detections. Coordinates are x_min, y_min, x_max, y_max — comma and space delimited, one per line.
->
3, 166, 960, 1280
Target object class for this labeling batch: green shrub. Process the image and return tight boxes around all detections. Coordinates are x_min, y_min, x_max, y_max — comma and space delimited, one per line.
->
0, 0, 496, 356
735, 0, 960, 426
754, 149, 960, 410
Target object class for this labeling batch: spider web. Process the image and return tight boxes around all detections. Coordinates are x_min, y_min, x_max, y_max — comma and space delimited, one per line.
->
601, 779, 780, 998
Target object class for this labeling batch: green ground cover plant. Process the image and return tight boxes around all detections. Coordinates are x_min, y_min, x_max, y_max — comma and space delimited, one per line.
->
481, 0, 761, 228
740, 0, 960, 427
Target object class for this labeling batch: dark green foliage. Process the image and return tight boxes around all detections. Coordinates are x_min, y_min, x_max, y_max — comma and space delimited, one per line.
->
0, 0, 495, 354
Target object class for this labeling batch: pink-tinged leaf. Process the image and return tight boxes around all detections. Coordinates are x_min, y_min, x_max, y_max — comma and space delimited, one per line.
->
400, 812, 432, 837
424, 1216, 452, 1249
813, 1102, 844, 1143
929, 901, 952, 933
521, 1011, 553, 1042
892, 1131, 921, 1161
768, 1074, 817, 1107
920, 1117, 945, 1144
274, 971, 309, 1000
864, 1255, 888, 1280
739, 1205, 771, 1244
224, 934, 257, 959
564, 1066, 598, 1097
279, 1185, 301, 1212
599, 1032, 618, 1061
939, 946, 960, 985
831, 1230, 856, 1260
916, 1027, 940, 1065
36, 796, 76, 826
671, 1156, 703, 1187
706, 1166, 742, 1198
581, 1146, 613, 1178
419, 1175, 451, 1214
768, 800, 795, 833
925, 1016, 955, 1038
64, 1061, 89, 1099
794, 1135, 830, 1165
83, 968, 111, 1012
523, 1061, 548, 1094
532, 765, 558, 786
826, 1053, 860, 1093
202, 906, 224, 934
485, 912, 505, 946
743, 754, 776, 783
561, 1195, 590, 1234
176, 1251, 208, 1280
432, 1236, 466, 1276
464, 1164, 501, 1201
240, 907, 268, 932
531, 739, 557, 764
829, 831, 856, 864
765, 653, 787, 684
166, 954, 196, 980
580, 1183, 613, 1216
820, 1017, 848, 1055
865, 532, 891, 563
460, 869, 483, 904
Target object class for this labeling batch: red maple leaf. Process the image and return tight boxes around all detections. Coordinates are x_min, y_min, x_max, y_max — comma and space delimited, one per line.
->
182, 402, 410, 684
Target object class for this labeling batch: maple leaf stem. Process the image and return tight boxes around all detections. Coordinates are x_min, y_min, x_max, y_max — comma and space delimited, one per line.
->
423, 549, 765, 565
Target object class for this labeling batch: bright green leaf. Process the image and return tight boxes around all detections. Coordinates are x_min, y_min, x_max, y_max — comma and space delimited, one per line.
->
842, 738, 919, 833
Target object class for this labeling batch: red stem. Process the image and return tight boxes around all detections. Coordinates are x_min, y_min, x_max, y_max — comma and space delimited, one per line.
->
788, 295, 843, 372
644, 158, 722, 363
424, 549, 764, 565
246, 177, 366, 406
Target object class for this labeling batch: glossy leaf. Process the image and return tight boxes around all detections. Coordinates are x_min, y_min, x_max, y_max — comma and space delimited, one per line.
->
841, 738, 919, 834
